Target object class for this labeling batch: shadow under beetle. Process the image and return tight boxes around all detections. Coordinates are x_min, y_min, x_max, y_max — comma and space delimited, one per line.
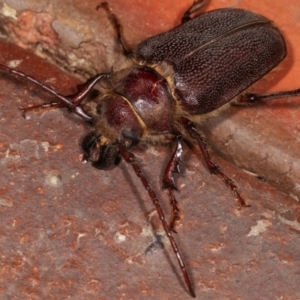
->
1, 0, 300, 297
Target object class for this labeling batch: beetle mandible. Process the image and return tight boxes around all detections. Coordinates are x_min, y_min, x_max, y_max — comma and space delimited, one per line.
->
1, 0, 300, 297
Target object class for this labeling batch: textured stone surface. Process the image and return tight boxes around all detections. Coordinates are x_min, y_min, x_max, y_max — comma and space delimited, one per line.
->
0, 1, 300, 299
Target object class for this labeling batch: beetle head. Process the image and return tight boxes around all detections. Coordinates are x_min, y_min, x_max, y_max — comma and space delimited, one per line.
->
81, 131, 121, 170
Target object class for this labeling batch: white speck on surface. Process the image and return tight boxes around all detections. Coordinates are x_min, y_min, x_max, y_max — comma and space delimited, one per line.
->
1, 3, 17, 19
247, 219, 272, 237
41, 142, 50, 152
0, 197, 13, 207
45, 77, 56, 84
77, 233, 87, 245
8, 59, 23, 68
114, 231, 126, 243
141, 226, 153, 237
71, 172, 80, 179
45, 174, 62, 187
294, 183, 300, 191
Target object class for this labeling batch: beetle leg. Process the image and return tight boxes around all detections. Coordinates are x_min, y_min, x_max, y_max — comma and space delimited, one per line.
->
97, 2, 132, 57
0, 63, 109, 122
182, 0, 209, 23
162, 136, 183, 233
119, 144, 196, 298
236, 89, 300, 105
16, 70, 103, 118
181, 118, 249, 209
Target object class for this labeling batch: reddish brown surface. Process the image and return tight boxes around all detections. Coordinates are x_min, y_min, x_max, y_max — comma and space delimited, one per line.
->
0, 1, 300, 299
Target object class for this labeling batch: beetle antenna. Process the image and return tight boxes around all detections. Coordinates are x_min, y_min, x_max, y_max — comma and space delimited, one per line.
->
119, 145, 196, 298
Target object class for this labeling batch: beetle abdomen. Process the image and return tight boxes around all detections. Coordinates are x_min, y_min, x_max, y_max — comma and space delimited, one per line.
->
137, 9, 286, 114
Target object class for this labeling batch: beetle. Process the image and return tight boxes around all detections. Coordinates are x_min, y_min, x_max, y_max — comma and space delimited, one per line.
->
1, 0, 300, 297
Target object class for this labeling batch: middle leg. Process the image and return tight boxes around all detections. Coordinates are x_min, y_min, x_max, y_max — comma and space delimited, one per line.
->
162, 136, 184, 232
0, 62, 107, 122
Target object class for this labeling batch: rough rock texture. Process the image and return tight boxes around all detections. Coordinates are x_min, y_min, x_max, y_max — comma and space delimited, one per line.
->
0, 1, 300, 299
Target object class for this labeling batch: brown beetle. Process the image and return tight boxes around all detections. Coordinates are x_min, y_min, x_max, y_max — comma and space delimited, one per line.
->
1, 0, 300, 297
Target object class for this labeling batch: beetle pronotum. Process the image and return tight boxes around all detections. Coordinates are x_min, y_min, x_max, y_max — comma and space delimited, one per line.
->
1, 0, 300, 297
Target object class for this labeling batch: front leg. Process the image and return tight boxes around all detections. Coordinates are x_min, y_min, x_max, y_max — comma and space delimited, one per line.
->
0, 63, 108, 122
